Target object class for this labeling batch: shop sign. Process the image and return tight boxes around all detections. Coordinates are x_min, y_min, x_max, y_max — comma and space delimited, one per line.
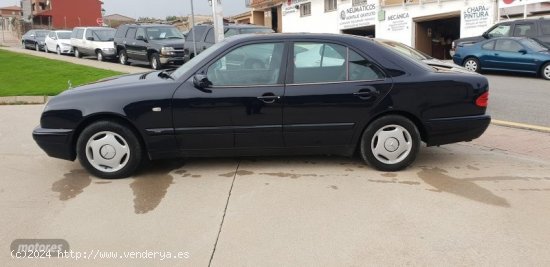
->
384, 12, 410, 32
461, 2, 494, 38
498, 0, 547, 8
283, 0, 309, 16
338, 0, 378, 30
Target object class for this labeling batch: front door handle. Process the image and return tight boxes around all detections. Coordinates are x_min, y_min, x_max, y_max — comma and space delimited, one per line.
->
257, 93, 281, 104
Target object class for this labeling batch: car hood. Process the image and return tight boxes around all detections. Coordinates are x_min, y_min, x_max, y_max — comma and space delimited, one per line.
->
61, 71, 171, 94
150, 39, 184, 49
423, 59, 472, 74
455, 36, 485, 46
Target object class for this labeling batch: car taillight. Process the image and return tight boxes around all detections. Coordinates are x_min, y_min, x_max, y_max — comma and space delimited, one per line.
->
476, 91, 489, 107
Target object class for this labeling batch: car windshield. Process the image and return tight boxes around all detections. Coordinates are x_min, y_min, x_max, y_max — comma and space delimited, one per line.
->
35, 31, 48, 37
93, 29, 115, 41
240, 28, 274, 34
57, 32, 71, 39
378, 41, 432, 60
146, 27, 184, 40
521, 38, 548, 52
172, 41, 226, 79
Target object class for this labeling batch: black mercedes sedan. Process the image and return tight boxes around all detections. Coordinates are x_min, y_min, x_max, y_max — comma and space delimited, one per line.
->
33, 33, 491, 179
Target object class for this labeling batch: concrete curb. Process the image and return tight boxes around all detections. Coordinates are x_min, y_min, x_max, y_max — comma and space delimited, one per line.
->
0, 96, 51, 105
491, 119, 550, 134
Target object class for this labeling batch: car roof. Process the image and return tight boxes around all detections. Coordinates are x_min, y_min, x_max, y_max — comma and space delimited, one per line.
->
224, 32, 374, 44
74, 27, 114, 30
225, 24, 271, 29
122, 24, 175, 28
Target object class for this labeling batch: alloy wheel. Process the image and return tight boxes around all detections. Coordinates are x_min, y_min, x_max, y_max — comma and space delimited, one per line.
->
464, 59, 478, 72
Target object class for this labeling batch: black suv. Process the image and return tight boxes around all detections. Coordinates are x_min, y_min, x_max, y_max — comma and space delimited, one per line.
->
451, 18, 550, 55
183, 24, 274, 61
114, 24, 186, 69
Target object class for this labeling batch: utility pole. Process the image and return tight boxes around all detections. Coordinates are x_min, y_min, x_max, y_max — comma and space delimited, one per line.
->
211, 0, 224, 43
190, 0, 197, 57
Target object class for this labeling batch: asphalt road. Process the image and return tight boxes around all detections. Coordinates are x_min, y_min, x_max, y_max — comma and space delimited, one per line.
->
1, 105, 550, 266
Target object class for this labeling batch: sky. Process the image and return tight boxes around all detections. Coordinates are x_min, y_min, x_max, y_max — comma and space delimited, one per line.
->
0, 0, 248, 19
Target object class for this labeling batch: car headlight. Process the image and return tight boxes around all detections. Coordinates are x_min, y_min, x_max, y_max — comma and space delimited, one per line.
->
161, 47, 175, 55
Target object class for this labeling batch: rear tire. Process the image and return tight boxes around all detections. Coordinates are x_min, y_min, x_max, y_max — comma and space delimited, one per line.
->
35, 43, 40, 51
360, 115, 421, 172
77, 121, 143, 179
56, 46, 62, 55
541, 62, 550, 80
74, 48, 82, 58
44, 45, 49, 53
463, 57, 480, 73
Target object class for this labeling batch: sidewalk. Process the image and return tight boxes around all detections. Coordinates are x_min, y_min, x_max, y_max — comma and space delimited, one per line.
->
0, 45, 145, 74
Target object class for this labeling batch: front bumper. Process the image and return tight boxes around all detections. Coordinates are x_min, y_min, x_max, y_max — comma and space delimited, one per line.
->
160, 55, 185, 65
424, 115, 491, 146
32, 127, 75, 161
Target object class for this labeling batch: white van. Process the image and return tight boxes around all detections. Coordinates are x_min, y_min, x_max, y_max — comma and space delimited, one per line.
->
71, 27, 117, 61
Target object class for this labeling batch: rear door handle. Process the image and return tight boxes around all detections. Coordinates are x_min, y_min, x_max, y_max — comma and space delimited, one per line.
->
257, 94, 281, 104
353, 88, 379, 100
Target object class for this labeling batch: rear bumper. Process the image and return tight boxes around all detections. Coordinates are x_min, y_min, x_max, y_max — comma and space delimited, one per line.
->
424, 115, 491, 146
32, 127, 75, 161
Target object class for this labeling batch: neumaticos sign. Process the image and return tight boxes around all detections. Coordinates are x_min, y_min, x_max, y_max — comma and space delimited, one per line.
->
338, 0, 378, 30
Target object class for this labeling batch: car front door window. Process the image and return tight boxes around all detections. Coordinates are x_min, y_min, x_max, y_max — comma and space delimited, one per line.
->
206, 43, 285, 86
495, 39, 523, 52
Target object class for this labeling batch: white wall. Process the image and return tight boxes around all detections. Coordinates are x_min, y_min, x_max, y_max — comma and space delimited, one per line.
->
282, 0, 497, 47
282, 0, 340, 33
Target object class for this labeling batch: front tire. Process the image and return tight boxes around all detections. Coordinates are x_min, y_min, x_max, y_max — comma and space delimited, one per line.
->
74, 48, 82, 58
77, 121, 143, 179
96, 50, 105, 61
56, 46, 62, 55
150, 52, 161, 70
35, 43, 40, 51
360, 115, 421, 172
463, 57, 480, 73
541, 62, 550, 80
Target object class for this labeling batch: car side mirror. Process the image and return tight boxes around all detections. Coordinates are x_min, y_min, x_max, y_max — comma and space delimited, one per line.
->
86, 37, 94, 41
193, 74, 212, 91
518, 49, 527, 54
482, 32, 489, 39
136, 35, 147, 42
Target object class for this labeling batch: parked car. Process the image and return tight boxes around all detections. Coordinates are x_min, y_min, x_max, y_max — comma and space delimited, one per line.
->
33, 33, 490, 178
71, 27, 116, 61
21, 29, 50, 51
44, 30, 73, 55
114, 24, 186, 70
453, 37, 550, 80
374, 39, 470, 72
183, 24, 274, 61
451, 18, 550, 56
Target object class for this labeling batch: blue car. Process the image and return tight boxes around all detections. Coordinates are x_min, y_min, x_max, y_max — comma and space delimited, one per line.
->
453, 37, 550, 80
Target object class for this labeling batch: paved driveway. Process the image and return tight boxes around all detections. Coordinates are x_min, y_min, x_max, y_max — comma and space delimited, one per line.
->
1, 105, 550, 266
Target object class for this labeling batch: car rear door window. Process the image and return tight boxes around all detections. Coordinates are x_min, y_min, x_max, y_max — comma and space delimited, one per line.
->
224, 28, 239, 37
76, 29, 84, 39
513, 24, 536, 37
206, 43, 285, 86
205, 28, 214, 43
348, 50, 385, 81
482, 41, 495, 50
136, 28, 146, 40
293, 42, 346, 83
495, 39, 523, 52
541, 21, 550, 35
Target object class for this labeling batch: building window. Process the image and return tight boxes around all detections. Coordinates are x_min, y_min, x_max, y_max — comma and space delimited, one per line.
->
325, 0, 337, 12
300, 2, 311, 17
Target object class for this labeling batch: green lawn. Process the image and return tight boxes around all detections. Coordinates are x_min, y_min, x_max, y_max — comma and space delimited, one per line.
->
0, 49, 123, 96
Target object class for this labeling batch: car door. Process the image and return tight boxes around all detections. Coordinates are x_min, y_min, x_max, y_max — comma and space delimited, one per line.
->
283, 41, 391, 148
133, 27, 149, 62
124, 27, 138, 60
493, 39, 534, 72
479, 40, 497, 69
172, 41, 287, 152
